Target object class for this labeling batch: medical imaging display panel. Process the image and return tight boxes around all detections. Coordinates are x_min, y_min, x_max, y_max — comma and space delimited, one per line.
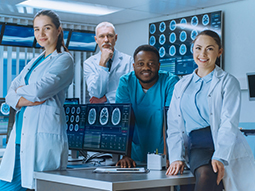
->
84, 104, 134, 155
64, 104, 87, 149
67, 31, 97, 52
1, 24, 35, 47
149, 11, 222, 75
0, 98, 10, 134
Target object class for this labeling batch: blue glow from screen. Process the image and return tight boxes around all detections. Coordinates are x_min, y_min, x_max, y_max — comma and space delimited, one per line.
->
68, 31, 96, 51
2, 25, 34, 47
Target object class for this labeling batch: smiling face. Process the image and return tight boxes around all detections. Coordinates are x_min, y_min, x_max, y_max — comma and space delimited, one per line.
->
95, 26, 117, 52
33, 15, 61, 54
133, 50, 160, 89
193, 34, 223, 76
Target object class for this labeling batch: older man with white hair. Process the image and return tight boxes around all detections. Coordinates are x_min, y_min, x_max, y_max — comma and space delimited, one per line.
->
83, 22, 133, 103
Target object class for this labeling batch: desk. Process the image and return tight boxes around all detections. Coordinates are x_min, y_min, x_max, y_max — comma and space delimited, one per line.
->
34, 168, 195, 191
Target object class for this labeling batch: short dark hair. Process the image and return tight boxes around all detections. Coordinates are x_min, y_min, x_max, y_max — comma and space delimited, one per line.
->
133, 45, 160, 62
33, 10, 68, 53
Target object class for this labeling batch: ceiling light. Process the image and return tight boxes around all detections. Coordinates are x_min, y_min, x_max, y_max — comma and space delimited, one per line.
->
17, 0, 122, 16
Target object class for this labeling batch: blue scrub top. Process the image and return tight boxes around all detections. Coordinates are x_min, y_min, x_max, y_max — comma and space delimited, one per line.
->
116, 70, 179, 162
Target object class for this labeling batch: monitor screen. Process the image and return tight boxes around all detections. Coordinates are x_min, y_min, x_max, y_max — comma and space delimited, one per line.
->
1, 24, 35, 47
64, 98, 79, 105
67, 31, 97, 52
0, 98, 11, 134
64, 103, 134, 156
247, 72, 255, 101
35, 30, 70, 48
149, 11, 222, 76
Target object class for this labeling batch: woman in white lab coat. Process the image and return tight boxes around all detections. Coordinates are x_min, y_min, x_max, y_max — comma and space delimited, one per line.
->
0, 10, 74, 190
166, 30, 255, 191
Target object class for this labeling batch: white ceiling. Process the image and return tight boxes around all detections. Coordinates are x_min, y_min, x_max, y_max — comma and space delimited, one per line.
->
0, 0, 242, 26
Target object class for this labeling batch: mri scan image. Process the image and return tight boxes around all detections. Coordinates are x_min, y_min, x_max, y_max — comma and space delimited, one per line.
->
191, 16, 198, 26
159, 47, 166, 58
88, 108, 96, 125
111, 108, 121, 126
100, 107, 109, 125
150, 36, 156, 46
159, 22, 166, 33
150, 24, 156, 34
169, 20, 176, 31
169, 32, 176, 43
179, 31, 187, 42
179, 44, 187, 55
202, 14, 209, 26
169, 45, 176, 56
159, 34, 166, 45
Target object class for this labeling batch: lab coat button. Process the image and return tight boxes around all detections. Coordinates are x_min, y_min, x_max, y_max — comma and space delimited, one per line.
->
22, 133, 24, 135
182, 131, 184, 134
208, 95, 211, 97
210, 113, 213, 115
178, 115, 180, 117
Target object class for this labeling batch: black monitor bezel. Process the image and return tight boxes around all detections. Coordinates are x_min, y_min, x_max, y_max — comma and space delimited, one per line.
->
247, 72, 255, 101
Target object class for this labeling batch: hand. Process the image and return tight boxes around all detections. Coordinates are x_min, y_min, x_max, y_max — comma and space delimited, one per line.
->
211, 159, 224, 185
89, 96, 107, 104
165, 160, 184, 175
16, 97, 45, 109
116, 156, 136, 168
99, 48, 113, 67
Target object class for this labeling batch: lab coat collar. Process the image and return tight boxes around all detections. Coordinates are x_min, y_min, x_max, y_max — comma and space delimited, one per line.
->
208, 65, 225, 95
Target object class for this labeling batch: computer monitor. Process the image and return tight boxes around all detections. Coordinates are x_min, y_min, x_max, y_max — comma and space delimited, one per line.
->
64, 98, 79, 105
247, 72, 255, 101
0, 98, 11, 135
64, 103, 135, 157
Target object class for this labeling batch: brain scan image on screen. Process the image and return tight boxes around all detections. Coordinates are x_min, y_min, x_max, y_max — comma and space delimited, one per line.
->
150, 24, 156, 34
179, 44, 187, 55
100, 107, 109, 125
76, 107, 80, 114
88, 108, 96, 125
202, 14, 209, 26
159, 47, 166, 58
70, 115, 75, 123
191, 30, 198, 40
159, 34, 166, 45
0, 102, 10, 115
169, 32, 176, 43
169, 20, 176, 31
180, 18, 187, 29
74, 124, 79, 131
180, 31, 187, 42
191, 16, 199, 26
65, 107, 70, 115
66, 115, 69, 122
111, 108, 121, 126
75, 115, 80, 123
69, 124, 74, 131
148, 11, 222, 76
71, 107, 75, 114
159, 22, 166, 33
190, 44, 194, 54
169, 45, 176, 56
150, 36, 156, 46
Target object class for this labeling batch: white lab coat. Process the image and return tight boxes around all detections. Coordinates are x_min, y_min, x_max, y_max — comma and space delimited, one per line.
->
0, 50, 74, 189
83, 49, 133, 103
167, 65, 255, 191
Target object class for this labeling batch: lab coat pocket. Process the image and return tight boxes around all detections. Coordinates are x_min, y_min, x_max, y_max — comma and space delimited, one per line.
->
38, 105, 61, 135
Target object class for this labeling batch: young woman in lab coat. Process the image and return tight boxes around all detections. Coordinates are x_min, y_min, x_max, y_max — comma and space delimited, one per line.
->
166, 30, 255, 191
0, 10, 74, 190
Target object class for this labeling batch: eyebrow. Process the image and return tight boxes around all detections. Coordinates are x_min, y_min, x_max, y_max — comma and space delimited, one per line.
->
34, 24, 54, 28
195, 44, 215, 48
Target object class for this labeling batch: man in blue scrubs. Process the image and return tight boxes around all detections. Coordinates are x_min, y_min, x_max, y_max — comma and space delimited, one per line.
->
115, 45, 179, 167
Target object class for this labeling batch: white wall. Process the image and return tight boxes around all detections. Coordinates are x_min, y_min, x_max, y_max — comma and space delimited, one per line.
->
114, 0, 255, 123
